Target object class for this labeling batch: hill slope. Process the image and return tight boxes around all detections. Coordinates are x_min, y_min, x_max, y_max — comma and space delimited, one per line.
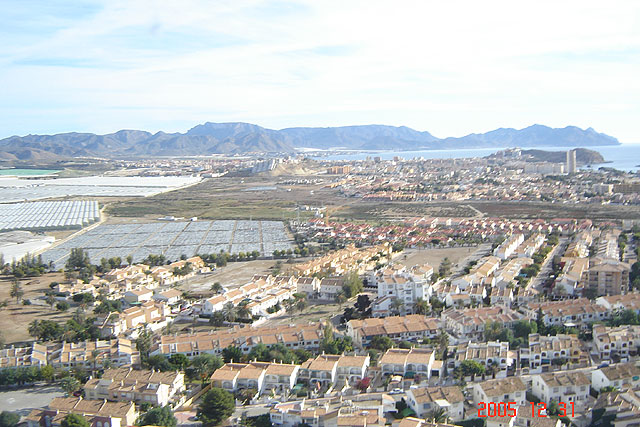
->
0, 122, 619, 160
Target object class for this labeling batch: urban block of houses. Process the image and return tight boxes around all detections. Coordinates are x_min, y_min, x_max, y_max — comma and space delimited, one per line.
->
448, 341, 513, 378
26, 397, 138, 427
94, 301, 171, 338
531, 371, 590, 410
47, 339, 140, 369
298, 354, 370, 388
592, 385, 640, 427
0, 344, 47, 370
522, 298, 610, 328
473, 377, 527, 407
289, 243, 392, 277
596, 293, 640, 315
346, 315, 440, 347
371, 263, 433, 315
405, 386, 465, 421
83, 367, 185, 407
520, 333, 589, 374
442, 306, 523, 341
269, 393, 395, 427
593, 324, 640, 363
379, 348, 435, 379
211, 361, 300, 396
493, 234, 525, 260
153, 322, 326, 357
592, 362, 640, 391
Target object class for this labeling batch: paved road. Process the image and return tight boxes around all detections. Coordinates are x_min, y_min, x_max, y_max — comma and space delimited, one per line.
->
527, 237, 567, 293
0, 385, 65, 416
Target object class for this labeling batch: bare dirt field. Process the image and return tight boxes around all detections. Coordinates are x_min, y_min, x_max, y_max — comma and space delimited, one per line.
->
264, 300, 345, 327
0, 273, 75, 345
399, 246, 478, 269
179, 259, 278, 293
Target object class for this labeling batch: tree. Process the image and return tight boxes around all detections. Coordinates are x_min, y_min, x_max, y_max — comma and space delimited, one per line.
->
0, 411, 20, 427
197, 387, 235, 427
56, 301, 70, 311
426, 407, 448, 423
458, 360, 485, 378
28, 320, 63, 341
138, 406, 177, 427
210, 282, 223, 294
189, 354, 223, 384
61, 413, 90, 427
342, 271, 363, 298
513, 320, 537, 340
335, 291, 347, 307
10, 281, 23, 304
60, 375, 80, 397
41, 365, 55, 382
45, 293, 57, 309
168, 353, 190, 370
391, 298, 404, 315
126, 255, 133, 266
145, 355, 174, 371
438, 257, 452, 277
370, 336, 394, 352
222, 346, 243, 363
135, 327, 153, 361
414, 298, 430, 315
222, 302, 237, 322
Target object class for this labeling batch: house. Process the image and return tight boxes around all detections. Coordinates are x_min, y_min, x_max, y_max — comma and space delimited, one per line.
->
494, 234, 525, 259
346, 315, 440, 347
379, 348, 435, 379
154, 323, 326, 357
84, 367, 185, 407
25, 397, 138, 427
442, 306, 523, 341
0, 344, 47, 370
448, 341, 513, 379
299, 354, 340, 387
153, 289, 182, 305
269, 393, 395, 427
531, 371, 590, 410
520, 334, 589, 374
47, 339, 140, 369
94, 301, 170, 338
596, 293, 640, 315
336, 355, 370, 386
593, 324, 640, 363
372, 264, 432, 315
490, 287, 514, 307
296, 277, 320, 298
318, 278, 345, 301
592, 362, 640, 391
473, 377, 527, 407
522, 298, 610, 329
592, 386, 640, 427
405, 386, 465, 421
123, 287, 153, 304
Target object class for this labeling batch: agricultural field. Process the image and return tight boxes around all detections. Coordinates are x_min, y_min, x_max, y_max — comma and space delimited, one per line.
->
0, 200, 99, 232
40, 219, 294, 268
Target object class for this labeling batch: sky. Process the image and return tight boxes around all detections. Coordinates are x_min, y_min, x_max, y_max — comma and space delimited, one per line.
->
1, 0, 639, 142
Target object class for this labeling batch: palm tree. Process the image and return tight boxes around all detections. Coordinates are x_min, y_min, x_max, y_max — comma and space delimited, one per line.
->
391, 298, 404, 315
237, 305, 251, 320
45, 292, 56, 309
10, 281, 24, 304
222, 302, 237, 322
427, 407, 449, 423
335, 291, 347, 308
210, 282, 223, 294
414, 298, 430, 315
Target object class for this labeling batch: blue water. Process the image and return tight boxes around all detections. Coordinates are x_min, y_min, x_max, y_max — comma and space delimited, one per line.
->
313, 144, 640, 172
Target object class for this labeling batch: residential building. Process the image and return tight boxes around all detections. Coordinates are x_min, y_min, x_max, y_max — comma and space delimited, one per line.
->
47, 339, 140, 369
520, 334, 589, 374
152, 289, 182, 305
587, 259, 631, 296
494, 235, 525, 260
473, 377, 527, 407
405, 386, 465, 421
94, 301, 170, 338
0, 344, 47, 370
379, 348, 435, 379
25, 397, 138, 427
531, 371, 590, 410
592, 362, 640, 391
84, 367, 185, 407
346, 315, 440, 347
522, 298, 610, 328
123, 287, 153, 304
593, 325, 640, 363
448, 341, 513, 378
442, 306, 523, 341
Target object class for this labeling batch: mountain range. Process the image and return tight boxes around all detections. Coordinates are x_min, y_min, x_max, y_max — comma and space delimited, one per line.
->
0, 122, 620, 161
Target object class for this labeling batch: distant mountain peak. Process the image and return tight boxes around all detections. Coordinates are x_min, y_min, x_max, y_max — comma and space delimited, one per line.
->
0, 122, 620, 161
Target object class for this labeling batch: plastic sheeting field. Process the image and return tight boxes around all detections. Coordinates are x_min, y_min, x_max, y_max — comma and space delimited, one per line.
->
41, 220, 294, 267
0, 200, 99, 231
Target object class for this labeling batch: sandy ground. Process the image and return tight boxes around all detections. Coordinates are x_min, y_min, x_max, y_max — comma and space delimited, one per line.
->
0, 273, 75, 345
398, 246, 479, 269
179, 259, 278, 292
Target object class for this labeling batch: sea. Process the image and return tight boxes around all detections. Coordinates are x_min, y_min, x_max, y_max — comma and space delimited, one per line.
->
0, 168, 61, 176
313, 144, 640, 172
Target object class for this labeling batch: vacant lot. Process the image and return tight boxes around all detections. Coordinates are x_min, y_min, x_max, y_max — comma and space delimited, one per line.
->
399, 246, 479, 269
0, 385, 65, 415
0, 273, 75, 345
179, 259, 278, 292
